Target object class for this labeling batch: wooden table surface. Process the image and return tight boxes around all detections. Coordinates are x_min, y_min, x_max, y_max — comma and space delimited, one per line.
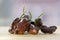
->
0, 26, 60, 40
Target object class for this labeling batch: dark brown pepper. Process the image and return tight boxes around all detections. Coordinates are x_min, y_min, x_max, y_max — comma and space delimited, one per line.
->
48, 26, 57, 34
29, 28, 38, 35
41, 25, 49, 33
16, 19, 30, 34
9, 18, 20, 34
28, 24, 39, 35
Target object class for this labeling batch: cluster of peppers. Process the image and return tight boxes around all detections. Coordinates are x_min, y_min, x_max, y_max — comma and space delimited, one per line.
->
9, 8, 57, 35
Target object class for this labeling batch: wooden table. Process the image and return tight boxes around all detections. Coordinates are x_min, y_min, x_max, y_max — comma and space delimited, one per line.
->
0, 26, 60, 40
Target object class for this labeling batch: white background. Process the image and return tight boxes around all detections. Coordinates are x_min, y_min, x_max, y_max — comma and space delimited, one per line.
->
0, 0, 60, 26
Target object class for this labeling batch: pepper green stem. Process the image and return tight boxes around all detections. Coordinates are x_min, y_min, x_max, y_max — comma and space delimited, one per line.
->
20, 7, 25, 19
28, 11, 32, 20
34, 13, 44, 29
38, 13, 44, 18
